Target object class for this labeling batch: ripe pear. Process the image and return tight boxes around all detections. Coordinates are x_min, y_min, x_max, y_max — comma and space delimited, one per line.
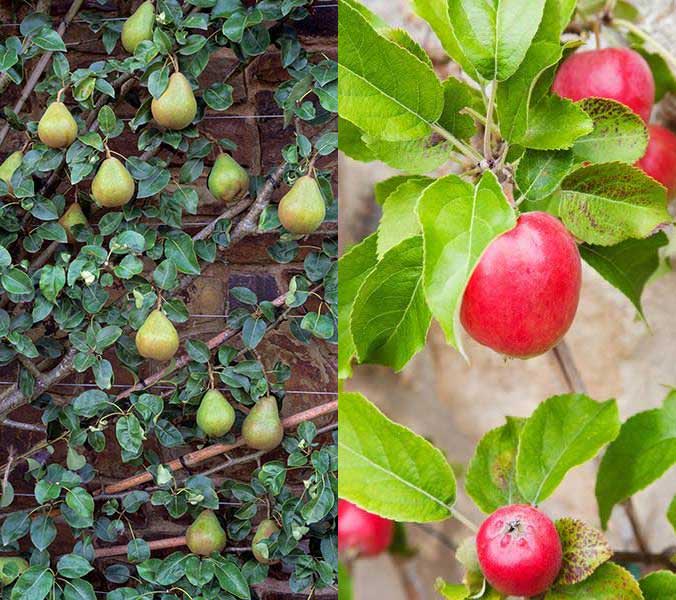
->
207, 154, 249, 203
38, 102, 78, 149
91, 156, 135, 208
59, 202, 88, 242
151, 72, 197, 130
252, 519, 280, 564
242, 396, 284, 451
278, 175, 326, 234
186, 509, 227, 556
121, 1, 155, 54
0, 556, 28, 585
135, 309, 179, 361
0, 151, 23, 194
196, 389, 235, 437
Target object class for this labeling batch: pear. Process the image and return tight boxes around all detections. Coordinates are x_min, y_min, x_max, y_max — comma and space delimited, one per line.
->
91, 156, 135, 208
196, 389, 235, 437
186, 509, 227, 556
0, 556, 28, 585
151, 72, 197, 130
242, 396, 284, 451
207, 154, 249, 203
252, 519, 280, 564
278, 175, 326, 234
0, 151, 23, 194
121, 1, 155, 54
59, 202, 88, 242
135, 309, 179, 361
38, 102, 78, 149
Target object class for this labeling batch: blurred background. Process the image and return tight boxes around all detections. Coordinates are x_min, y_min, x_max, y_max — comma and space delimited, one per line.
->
341, 0, 676, 597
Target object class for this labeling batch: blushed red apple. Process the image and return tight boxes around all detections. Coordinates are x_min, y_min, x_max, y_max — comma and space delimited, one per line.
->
477, 504, 563, 597
460, 212, 581, 358
552, 48, 655, 122
637, 123, 676, 196
338, 499, 393, 558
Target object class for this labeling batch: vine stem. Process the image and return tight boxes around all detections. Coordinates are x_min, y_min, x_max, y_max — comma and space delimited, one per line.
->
483, 84, 496, 160
612, 18, 676, 72
551, 340, 649, 554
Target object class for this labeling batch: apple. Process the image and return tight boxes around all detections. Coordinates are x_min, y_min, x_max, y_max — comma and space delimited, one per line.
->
338, 499, 393, 558
477, 504, 562, 597
637, 123, 676, 196
552, 48, 655, 122
460, 211, 581, 358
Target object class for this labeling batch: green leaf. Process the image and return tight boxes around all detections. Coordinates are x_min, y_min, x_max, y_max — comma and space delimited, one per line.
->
580, 233, 668, 319
33, 27, 67, 52
39, 265, 65, 303
2, 268, 33, 295
572, 98, 648, 164
515, 149, 574, 203
30, 514, 56, 551
338, 0, 443, 141
418, 171, 517, 354
10, 567, 53, 600
377, 177, 432, 257
465, 417, 526, 513
351, 236, 431, 371
362, 134, 452, 174
640, 571, 676, 600
558, 162, 670, 246
545, 562, 641, 599
596, 391, 676, 529
338, 118, 375, 162
448, 0, 546, 81
211, 558, 251, 599
339, 391, 456, 522
63, 578, 96, 600
338, 234, 378, 379
57, 554, 94, 578
434, 579, 469, 599
522, 94, 596, 150
66, 487, 94, 521
669, 495, 676, 534
437, 77, 482, 141
165, 233, 200, 275
555, 518, 612, 586
517, 394, 620, 504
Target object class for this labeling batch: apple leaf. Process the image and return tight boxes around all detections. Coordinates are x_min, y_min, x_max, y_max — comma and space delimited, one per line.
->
515, 148, 574, 202
640, 571, 676, 599
517, 394, 620, 504
418, 171, 516, 354
545, 562, 642, 599
362, 134, 453, 174
668, 495, 676, 534
338, 117, 375, 162
555, 518, 612, 586
339, 391, 456, 522
558, 162, 670, 246
596, 391, 676, 529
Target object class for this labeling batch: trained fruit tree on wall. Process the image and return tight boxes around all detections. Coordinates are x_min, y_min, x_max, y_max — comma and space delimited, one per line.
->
0, 1, 337, 598
339, 0, 676, 598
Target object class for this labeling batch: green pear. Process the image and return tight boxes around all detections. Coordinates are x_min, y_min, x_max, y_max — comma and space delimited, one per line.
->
38, 101, 78, 149
196, 389, 235, 437
0, 556, 28, 585
0, 151, 23, 194
59, 202, 88, 242
242, 396, 284, 451
151, 72, 197, 130
186, 509, 227, 556
207, 154, 249, 203
252, 519, 280, 564
121, 1, 155, 54
278, 175, 326, 234
91, 156, 135, 208
135, 309, 179, 361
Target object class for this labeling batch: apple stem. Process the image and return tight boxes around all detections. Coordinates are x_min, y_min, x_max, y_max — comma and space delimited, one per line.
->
483, 84, 496, 160
613, 18, 676, 73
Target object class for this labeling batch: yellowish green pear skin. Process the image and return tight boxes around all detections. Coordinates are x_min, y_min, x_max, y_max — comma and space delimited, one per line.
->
278, 175, 326, 234
38, 102, 78, 149
59, 202, 88, 242
0, 151, 23, 194
151, 72, 197, 130
121, 1, 155, 54
207, 154, 249, 203
252, 519, 280, 564
196, 389, 235, 437
0, 556, 28, 585
135, 309, 179, 361
242, 396, 284, 451
91, 157, 135, 208
186, 509, 227, 556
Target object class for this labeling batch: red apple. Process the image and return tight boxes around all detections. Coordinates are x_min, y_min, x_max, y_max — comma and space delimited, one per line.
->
338, 499, 393, 558
637, 123, 676, 195
460, 212, 581, 358
477, 504, 563, 597
552, 48, 655, 122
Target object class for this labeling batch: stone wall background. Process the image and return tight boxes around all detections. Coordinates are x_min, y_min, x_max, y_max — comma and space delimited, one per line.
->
341, 1, 676, 598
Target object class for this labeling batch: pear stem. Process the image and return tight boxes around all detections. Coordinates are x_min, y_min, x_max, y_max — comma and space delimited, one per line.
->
169, 53, 179, 73
103, 141, 112, 159
56, 87, 66, 103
